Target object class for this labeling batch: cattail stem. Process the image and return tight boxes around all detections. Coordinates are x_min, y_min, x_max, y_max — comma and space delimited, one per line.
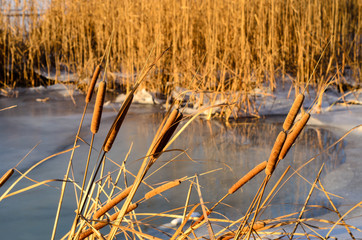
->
85, 65, 102, 103
52, 104, 88, 240
0, 169, 14, 188
283, 94, 305, 131
78, 134, 95, 212
79, 203, 138, 240
279, 113, 310, 160
144, 180, 182, 200
91, 81, 106, 134
229, 161, 267, 194
265, 131, 287, 176
93, 185, 133, 219
106, 109, 182, 239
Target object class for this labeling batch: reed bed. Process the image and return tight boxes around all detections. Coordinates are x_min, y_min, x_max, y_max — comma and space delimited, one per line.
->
0, 0, 360, 107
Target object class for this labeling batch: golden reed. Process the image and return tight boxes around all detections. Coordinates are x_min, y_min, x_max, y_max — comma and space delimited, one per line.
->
79, 203, 138, 240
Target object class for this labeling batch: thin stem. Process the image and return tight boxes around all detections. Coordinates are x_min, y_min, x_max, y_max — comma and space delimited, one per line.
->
78, 134, 95, 209
51, 103, 88, 240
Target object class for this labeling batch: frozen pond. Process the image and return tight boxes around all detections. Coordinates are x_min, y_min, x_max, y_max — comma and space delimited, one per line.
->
0, 88, 360, 239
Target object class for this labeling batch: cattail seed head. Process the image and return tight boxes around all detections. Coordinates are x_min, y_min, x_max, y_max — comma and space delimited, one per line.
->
149, 109, 182, 160
90, 81, 106, 134
103, 94, 134, 152
85, 65, 102, 103
279, 113, 310, 160
265, 131, 287, 175
229, 161, 267, 194
0, 168, 14, 188
93, 185, 133, 219
283, 94, 305, 131
145, 180, 182, 200
79, 203, 138, 240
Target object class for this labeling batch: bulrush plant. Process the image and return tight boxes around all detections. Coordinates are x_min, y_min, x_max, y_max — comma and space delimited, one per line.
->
2, 78, 361, 239
46, 85, 360, 239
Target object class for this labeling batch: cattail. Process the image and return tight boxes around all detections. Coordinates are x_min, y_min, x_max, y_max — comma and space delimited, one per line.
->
93, 185, 133, 219
150, 109, 178, 151
0, 168, 14, 188
144, 180, 182, 200
90, 81, 106, 134
279, 113, 310, 160
149, 109, 182, 160
85, 65, 102, 103
79, 203, 138, 240
228, 161, 267, 194
283, 94, 305, 131
103, 94, 134, 152
265, 131, 287, 175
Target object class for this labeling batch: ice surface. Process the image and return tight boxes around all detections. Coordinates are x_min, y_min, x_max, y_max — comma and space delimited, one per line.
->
0, 85, 361, 239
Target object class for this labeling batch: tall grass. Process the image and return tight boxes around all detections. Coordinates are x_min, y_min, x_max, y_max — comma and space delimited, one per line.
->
0, 0, 360, 94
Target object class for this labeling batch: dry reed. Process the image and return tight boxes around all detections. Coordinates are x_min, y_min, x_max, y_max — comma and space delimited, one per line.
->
0, 169, 14, 188
228, 161, 267, 194
217, 221, 265, 240
144, 179, 182, 200
265, 131, 287, 175
91, 81, 106, 134
79, 203, 138, 240
1, 0, 360, 117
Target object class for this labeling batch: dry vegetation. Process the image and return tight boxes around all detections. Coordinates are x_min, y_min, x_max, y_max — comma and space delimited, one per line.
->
1, 1, 362, 239
0, 51, 361, 239
1, 0, 361, 94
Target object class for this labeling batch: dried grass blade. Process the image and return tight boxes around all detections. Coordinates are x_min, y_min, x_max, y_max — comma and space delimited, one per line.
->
0, 146, 78, 202
318, 179, 356, 239
79, 203, 138, 240
3, 179, 63, 199
290, 164, 324, 239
